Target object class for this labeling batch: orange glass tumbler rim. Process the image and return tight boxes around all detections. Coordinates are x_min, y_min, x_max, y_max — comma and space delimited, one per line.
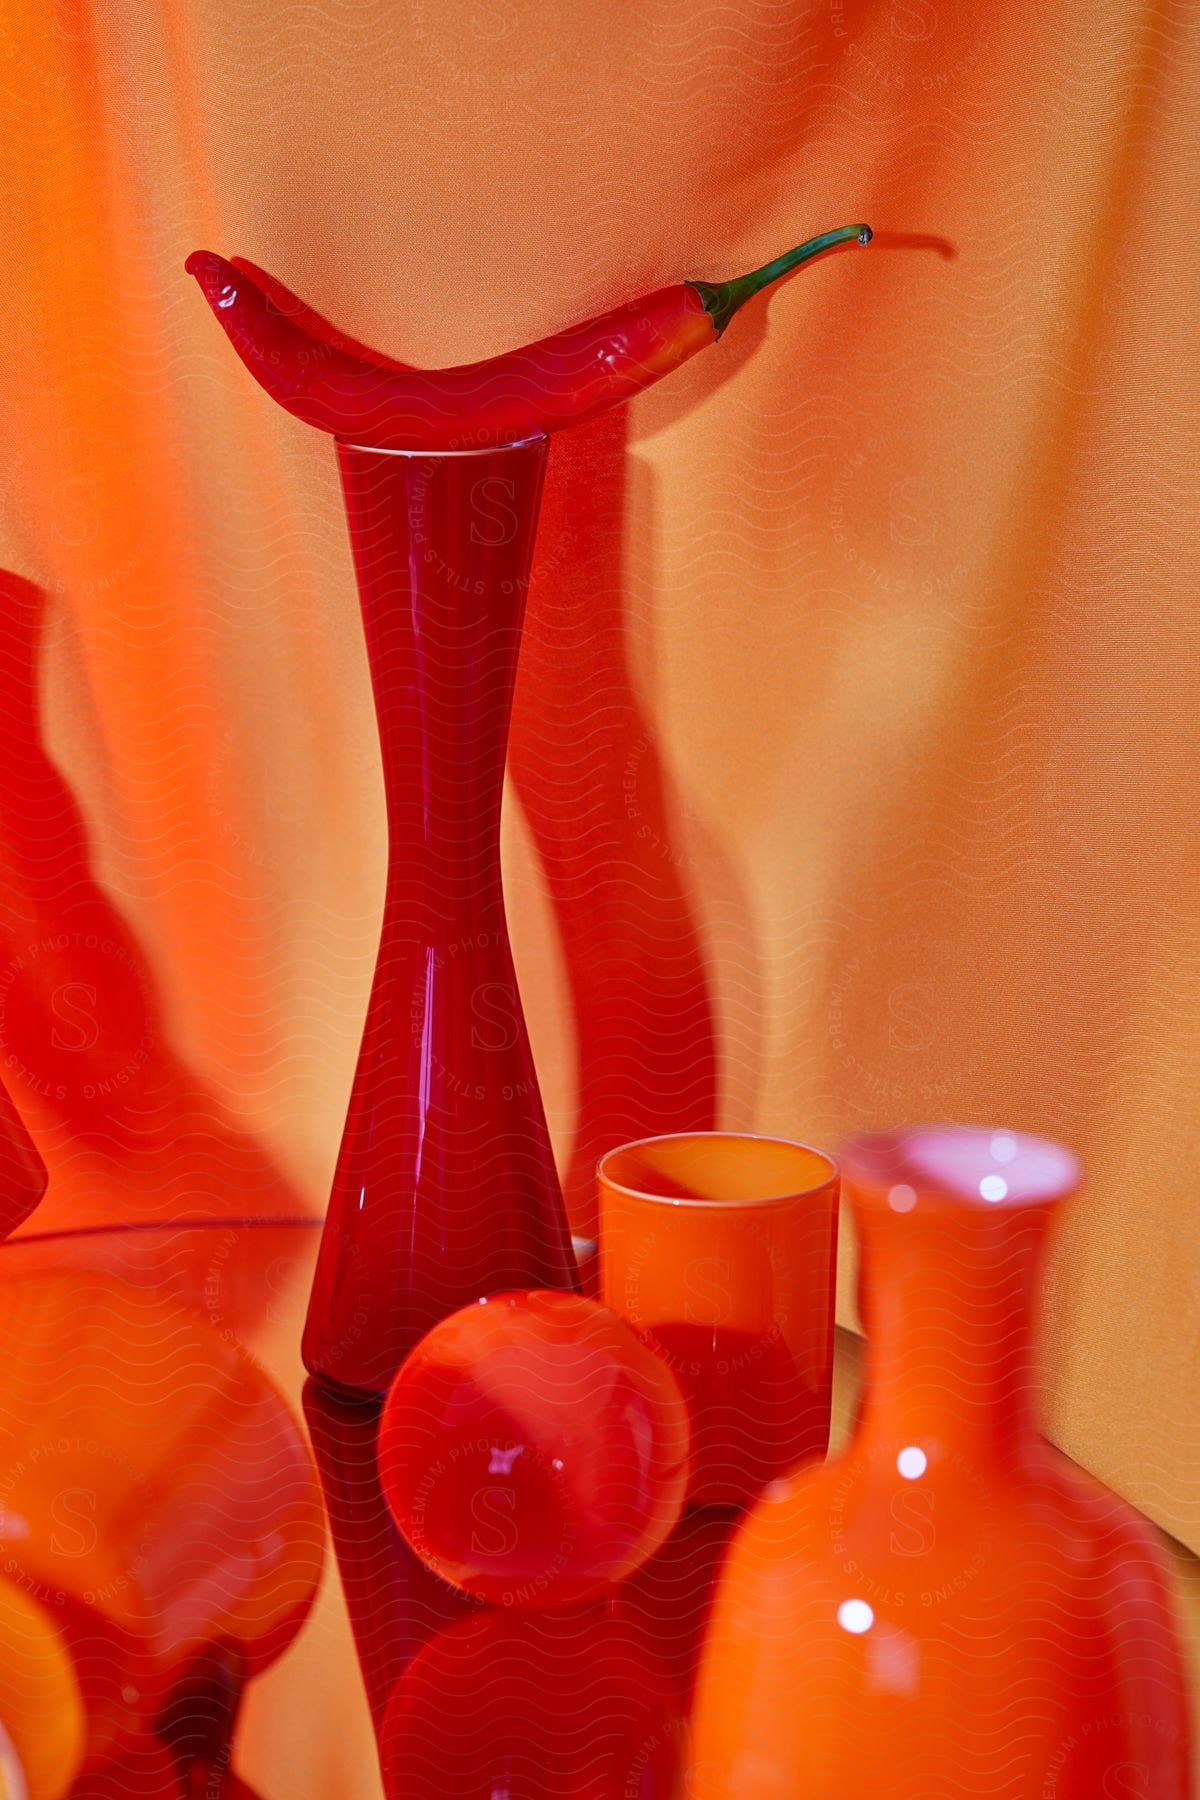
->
597, 1130, 838, 1209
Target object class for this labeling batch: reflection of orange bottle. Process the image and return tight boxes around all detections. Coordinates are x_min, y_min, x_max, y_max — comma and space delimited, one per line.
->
0, 1271, 325, 1740
690, 1127, 1194, 1798
0, 1573, 83, 1798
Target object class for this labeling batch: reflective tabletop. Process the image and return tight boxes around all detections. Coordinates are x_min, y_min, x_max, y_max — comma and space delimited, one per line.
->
5, 1221, 1195, 1799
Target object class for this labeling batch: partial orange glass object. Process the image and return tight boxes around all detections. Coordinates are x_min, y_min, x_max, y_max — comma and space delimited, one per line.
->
598, 1133, 839, 1506
0, 1574, 84, 1800
689, 1125, 1194, 1798
0, 1272, 325, 1724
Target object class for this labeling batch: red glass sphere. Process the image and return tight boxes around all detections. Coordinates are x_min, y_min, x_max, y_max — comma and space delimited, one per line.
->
377, 1290, 690, 1608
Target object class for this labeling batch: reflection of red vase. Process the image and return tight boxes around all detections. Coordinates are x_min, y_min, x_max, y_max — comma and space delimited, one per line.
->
380, 1604, 685, 1799
302, 438, 580, 1397
691, 1127, 1194, 1799
301, 1382, 476, 1734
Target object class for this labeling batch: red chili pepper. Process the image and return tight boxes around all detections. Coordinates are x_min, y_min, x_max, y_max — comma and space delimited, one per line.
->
186, 224, 870, 451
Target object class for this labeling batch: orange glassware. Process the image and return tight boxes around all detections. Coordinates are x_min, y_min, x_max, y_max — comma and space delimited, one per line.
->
0, 1573, 84, 1800
598, 1133, 839, 1506
0, 1271, 325, 1734
689, 1125, 1194, 1799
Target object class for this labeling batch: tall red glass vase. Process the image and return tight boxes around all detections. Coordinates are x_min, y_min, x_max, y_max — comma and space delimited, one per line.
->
187, 230, 871, 1395
301, 436, 579, 1395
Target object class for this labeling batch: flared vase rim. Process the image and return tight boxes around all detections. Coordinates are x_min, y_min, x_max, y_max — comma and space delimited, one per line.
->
839, 1122, 1081, 1216
597, 1130, 838, 1208
335, 431, 549, 458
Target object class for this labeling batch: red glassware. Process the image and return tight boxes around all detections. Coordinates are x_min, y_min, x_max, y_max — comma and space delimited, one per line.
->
689, 1125, 1194, 1798
377, 1289, 690, 1609
300, 438, 581, 1394
187, 231, 871, 1392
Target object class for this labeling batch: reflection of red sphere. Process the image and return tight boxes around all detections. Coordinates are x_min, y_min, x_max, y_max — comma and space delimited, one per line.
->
380, 1604, 685, 1799
377, 1291, 690, 1609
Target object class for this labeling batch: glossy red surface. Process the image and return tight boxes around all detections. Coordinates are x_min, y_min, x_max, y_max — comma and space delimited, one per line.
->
689, 1126, 1194, 1798
301, 437, 579, 1395
376, 1290, 690, 1609
185, 228, 868, 452
186, 251, 709, 451
302, 1384, 477, 1731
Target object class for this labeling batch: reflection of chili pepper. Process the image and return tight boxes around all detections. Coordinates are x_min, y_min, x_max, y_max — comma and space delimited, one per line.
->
186, 224, 870, 451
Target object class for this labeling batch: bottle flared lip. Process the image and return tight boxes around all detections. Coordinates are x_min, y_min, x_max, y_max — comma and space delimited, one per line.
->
335, 431, 549, 458
597, 1130, 838, 1208
840, 1123, 1081, 1215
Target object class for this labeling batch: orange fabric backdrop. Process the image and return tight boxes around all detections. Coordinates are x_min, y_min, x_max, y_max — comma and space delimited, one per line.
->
1, 0, 1197, 1564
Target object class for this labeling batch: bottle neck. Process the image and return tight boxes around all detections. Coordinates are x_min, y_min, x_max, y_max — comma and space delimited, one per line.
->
335, 437, 549, 895
850, 1196, 1054, 1472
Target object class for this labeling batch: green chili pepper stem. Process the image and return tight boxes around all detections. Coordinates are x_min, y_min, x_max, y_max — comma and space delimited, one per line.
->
689, 222, 871, 338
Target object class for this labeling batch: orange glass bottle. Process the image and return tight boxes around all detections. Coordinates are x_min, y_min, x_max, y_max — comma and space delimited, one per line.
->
689, 1125, 1193, 1799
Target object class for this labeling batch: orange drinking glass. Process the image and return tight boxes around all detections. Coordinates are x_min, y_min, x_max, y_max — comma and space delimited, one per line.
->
598, 1133, 839, 1507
